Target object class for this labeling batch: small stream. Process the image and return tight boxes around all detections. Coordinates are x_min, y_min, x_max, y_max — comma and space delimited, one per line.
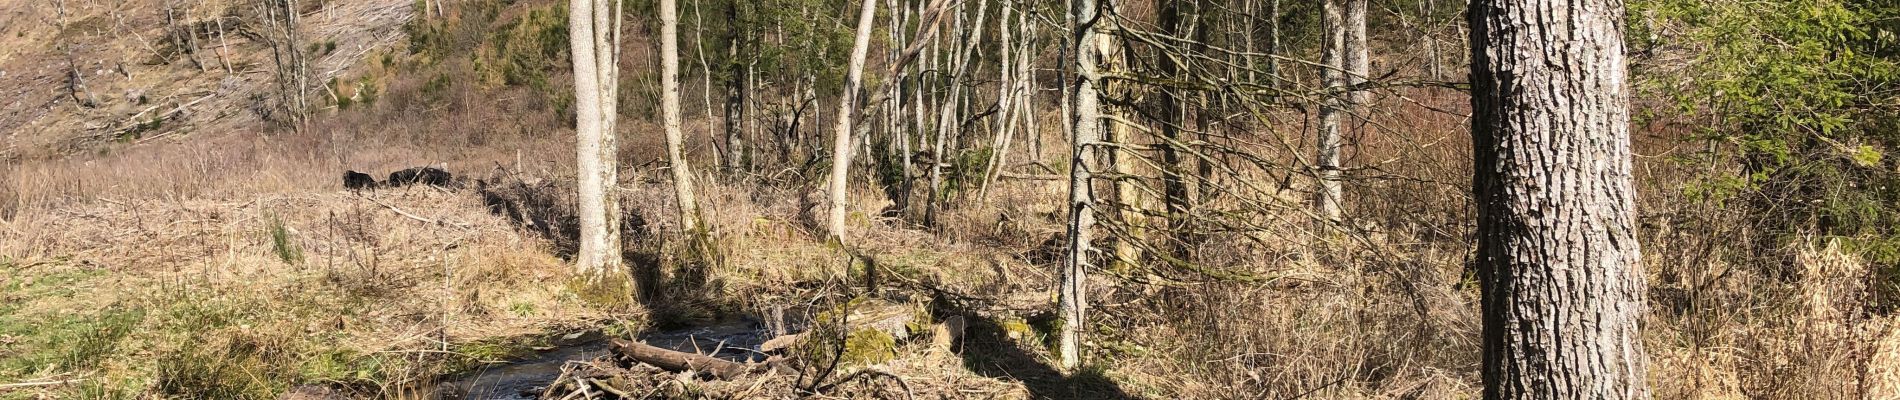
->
434, 319, 784, 399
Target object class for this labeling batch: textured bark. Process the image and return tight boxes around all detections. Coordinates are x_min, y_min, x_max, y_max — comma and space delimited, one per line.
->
886, 0, 910, 211
570, 0, 624, 280
1314, 0, 1345, 222
722, 0, 747, 173
1061, 0, 1106, 371
824, 0, 879, 242
1099, 28, 1144, 273
1268, 0, 1281, 85
660, 0, 705, 236
1344, 0, 1369, 105
609, 339, 763, 379
1155, 0, 1193, 260
1469, 0, 1648, 397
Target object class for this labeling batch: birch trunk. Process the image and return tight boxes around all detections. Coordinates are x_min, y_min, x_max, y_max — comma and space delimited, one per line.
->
1345, 0, 1369, 105
1469, 0, 1648, 396
1315, 0, 1345, 223
1061, 0, 1107, 371
571, 0, 625, 283
1268, 0, 1281, 86
824, 0, 880, 242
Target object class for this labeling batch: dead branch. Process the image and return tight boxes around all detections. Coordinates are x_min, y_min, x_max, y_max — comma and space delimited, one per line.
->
610, 338, 777, 380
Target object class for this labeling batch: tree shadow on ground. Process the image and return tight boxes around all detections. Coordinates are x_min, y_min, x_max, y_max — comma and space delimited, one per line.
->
474, 168, 725, 326
628, 237, 727, 328
476, 170, 582, 257
934, 296, 1137, 399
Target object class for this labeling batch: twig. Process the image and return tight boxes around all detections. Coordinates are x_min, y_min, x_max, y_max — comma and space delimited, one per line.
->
542, 363, 578, 399
0, 378, 84, 390
586, 378, 633, 399
998, 172, 1064, 181
353, 194, 441, 225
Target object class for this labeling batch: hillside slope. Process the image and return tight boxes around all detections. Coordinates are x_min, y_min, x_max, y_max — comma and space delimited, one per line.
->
0, 0, 412, 159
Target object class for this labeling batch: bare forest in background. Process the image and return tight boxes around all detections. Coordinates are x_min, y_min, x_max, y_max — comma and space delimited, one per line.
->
3, 0, 1900, 398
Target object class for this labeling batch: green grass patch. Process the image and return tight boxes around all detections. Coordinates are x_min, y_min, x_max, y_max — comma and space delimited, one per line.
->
267, 214, 303, 265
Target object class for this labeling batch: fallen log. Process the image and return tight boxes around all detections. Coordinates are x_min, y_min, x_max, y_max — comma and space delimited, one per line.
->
609, 338, 760, 380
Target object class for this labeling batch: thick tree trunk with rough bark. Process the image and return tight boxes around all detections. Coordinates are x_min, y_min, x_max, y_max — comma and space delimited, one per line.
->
571, 0, 625, 283
824, 0, 879, 242
1061, 0, 1106, 372
1469, 0, 1648, 397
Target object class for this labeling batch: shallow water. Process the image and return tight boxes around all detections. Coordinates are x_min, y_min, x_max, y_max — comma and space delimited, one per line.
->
436, 319, 778, 399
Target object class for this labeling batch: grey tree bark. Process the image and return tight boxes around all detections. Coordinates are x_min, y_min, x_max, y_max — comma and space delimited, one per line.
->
1344, 0, 1369, 105
723, 0, 748, 173
975, 1, 1015, 203
1314, 0, 1345, 222
1156, 0, 1194, 261
570, 0, 626, 283
1268, 0, 1281, 86
824, 0, 880, 242
1061, 0, 1107, 371
925, 0, 988, 227
1469, 0, 1648, 397
661, 0, 706, 238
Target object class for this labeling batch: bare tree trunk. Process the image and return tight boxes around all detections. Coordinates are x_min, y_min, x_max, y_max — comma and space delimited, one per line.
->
259, 0, 310, 127
1268, 0, 1281, 86
1099, 20, 1142, 273
925, 0, 988, 225
661, 0, 706, 240
571, 0, 626, 285
824, 0, 880, 242
168, 4, 206, 72
692, 0, 720, 177
214, 9, 233, 73
1314, 0, 1345, 223
1061, 0, 1106, 372
887, 0, 913, 212
1156, 0, 1193, 262
1344, 0, 1368, 105
925, 3, 959, 227
723, 1, 748, 174
1469, 0, 1648, 397
56, 0, 95, 109
1425, 0, 1442, 80
976, 1, 1014, 203
1022, 16, 1040, 164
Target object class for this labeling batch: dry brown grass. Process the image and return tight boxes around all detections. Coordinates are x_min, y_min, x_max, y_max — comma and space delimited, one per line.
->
6, 1, 1899, 398
8, 73, 1898, 400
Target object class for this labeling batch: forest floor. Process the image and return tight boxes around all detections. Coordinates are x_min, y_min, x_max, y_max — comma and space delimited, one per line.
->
0, 132, 1153, 399
8, 0, 1900, 398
